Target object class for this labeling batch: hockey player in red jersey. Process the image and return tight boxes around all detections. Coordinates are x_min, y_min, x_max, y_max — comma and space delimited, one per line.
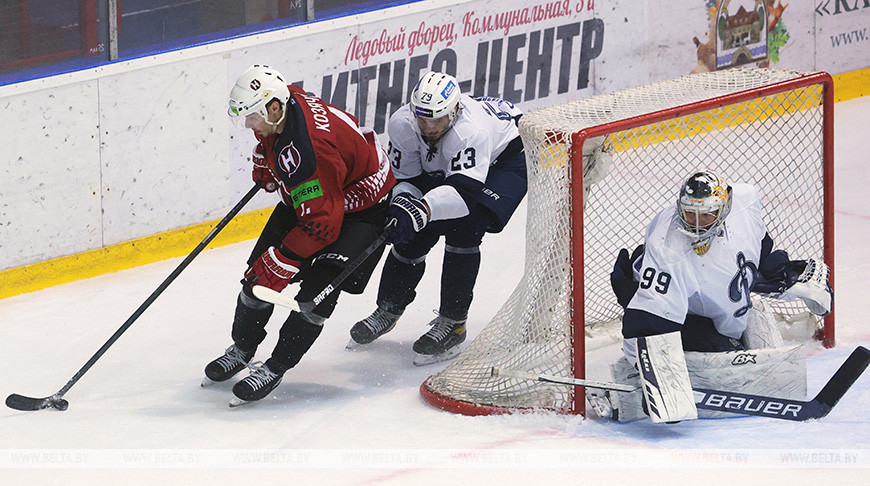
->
204, 64, 395, 406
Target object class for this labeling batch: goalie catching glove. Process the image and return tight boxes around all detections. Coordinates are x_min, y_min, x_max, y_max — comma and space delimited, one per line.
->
388, 193, 430, 245
780, 258, 833, 316
755, 258, 832, 316
243, 246, 301, 295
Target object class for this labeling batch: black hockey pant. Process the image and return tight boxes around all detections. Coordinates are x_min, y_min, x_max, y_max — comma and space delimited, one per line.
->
231, 200, 389, 373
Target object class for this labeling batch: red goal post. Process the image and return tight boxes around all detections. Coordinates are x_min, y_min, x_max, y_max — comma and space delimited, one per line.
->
420, 68, 835, 416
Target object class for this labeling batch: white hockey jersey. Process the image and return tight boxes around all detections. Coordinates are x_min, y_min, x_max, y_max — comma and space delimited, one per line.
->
386, 94, 521, 221
624, 183, 767, 359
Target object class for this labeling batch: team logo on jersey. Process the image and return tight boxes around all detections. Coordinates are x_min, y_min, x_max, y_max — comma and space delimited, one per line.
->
729, 252, 757, 317
278, 142, 302, 176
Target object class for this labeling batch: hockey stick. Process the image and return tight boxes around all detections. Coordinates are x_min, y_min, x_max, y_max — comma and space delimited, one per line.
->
5, 183, 264, 412
490, 367, 639, 392
252, 219, 395, 310
695, 346, 870, 421
492, 346, 870, 421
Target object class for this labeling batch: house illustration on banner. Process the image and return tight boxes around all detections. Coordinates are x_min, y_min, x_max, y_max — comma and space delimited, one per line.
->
716, 0, 769, 68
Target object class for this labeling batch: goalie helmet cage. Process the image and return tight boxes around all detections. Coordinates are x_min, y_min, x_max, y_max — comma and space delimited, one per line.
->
420, 67, 834, 416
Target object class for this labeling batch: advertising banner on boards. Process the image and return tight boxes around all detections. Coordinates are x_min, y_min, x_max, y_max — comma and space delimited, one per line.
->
228, 0, 866, 141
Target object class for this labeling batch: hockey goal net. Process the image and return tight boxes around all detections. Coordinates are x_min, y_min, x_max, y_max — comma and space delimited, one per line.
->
421, 67, 834, 415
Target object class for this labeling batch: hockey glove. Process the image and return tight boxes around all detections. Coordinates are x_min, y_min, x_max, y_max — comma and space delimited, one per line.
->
252, 144, 278, 193
388, 193, 429, 245
610, 245, 643, 309
243, 246, 301, 294
754, 257, 805, 295
781, 258, 833, 316
754, 258, 833, 316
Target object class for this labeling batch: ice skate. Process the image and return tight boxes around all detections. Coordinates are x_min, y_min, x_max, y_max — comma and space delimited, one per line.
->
229, 362, 283, 407
202, 344, 255, 387
586, 389, 619, 420
411, 315, 466, 366
347, 306, 402, 348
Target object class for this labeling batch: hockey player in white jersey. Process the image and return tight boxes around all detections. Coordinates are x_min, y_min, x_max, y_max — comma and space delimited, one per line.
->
597, 170, 833, 422
349, 71, 528, 365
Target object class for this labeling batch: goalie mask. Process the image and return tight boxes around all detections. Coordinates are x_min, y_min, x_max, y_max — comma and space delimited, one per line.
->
677, 170, 732, 255
228, 64, 291, 130
410, 71, 461, 143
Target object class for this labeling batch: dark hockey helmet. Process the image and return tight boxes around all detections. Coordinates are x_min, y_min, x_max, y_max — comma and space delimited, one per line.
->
677, 170, 732, 254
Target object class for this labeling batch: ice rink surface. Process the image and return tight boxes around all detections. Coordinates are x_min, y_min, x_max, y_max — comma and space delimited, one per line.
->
2, 96, 869, 484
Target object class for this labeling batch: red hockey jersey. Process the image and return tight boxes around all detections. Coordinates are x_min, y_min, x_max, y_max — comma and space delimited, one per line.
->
255, 85, 395, 258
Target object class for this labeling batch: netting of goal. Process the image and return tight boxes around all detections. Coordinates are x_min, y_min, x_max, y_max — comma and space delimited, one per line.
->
421, 67, 834, 416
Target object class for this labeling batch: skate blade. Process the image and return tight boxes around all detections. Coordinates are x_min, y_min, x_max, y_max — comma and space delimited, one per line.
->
345, 338, 364, 350
201, 377, 218, 387
228, 397, 250, 408
412, 347, 461, 366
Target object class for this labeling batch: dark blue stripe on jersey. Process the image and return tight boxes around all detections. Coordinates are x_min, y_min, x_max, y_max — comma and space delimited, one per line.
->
622, 308, 683, 339
272, 94, 317, 186
446, 173, 484, 209
494, 136, 524, 164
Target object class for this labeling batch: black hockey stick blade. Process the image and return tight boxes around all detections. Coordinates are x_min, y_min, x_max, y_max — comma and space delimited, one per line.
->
6, 393, 69, 411
811, 345, 870, 412
694, 346, 870, 421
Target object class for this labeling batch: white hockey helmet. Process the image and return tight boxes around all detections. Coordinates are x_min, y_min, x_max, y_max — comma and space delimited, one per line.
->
228, 64, 291, 128
410, 71, 461, 122
677, 170, 732, 254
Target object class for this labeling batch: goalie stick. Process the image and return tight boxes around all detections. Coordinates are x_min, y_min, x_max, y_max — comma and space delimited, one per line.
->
492, 346, 870, 421
490, 367, 639, 392
5, 183, 264, 412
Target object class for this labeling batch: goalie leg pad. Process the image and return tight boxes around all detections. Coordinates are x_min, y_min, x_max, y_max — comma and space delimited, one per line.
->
609, 356, 646, 422
636, 331, 698, 423
686, 345, 807, 418
607, 345, 808, 421
742, 298, 785, 349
